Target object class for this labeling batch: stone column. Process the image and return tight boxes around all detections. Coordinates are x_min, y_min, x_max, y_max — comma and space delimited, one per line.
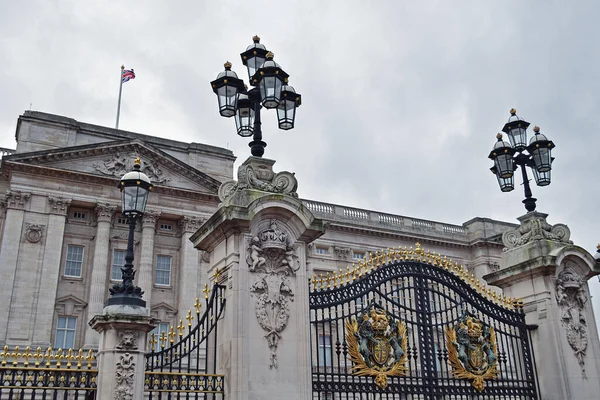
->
190, 156, 325, 400
484, 212, 600, 400
31, 196, 71, 346
138, 210, 160, 306
178, 216, 203, 319
90, 305, 157, 400
0, 191, 31, 345
83, 203, 117, 348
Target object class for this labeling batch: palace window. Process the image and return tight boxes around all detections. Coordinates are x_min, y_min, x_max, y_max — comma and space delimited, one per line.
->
159, 223, 173, 232
315, 247, 328, 255
117, 217, 128, 225
155, 255, 172, 286
72, 211, 88, 220
55, 316, 77, 349
317, 334, 333, 367
111, 250, 126, 281
64, 245, 84, 277
353, 251, 365, 260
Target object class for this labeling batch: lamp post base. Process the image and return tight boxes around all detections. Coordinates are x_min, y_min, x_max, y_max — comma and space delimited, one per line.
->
523, 197, 537, 212
106, 294, 146, 308
249, 140, 267, 157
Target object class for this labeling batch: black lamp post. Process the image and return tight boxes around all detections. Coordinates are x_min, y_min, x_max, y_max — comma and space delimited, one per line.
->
107, 157, 153, 307
210, 35, 302, 157
488, 109, 555, 212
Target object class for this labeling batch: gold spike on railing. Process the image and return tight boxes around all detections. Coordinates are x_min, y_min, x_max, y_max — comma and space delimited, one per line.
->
1, 345, 9, 366
214, 267, 221, 284
186, 310, 194, 326
177, 320, 185, 337
194, 297, 202, 314
168, 326, 176, 343
159, 331, 168, 348
203, 283, 210, 299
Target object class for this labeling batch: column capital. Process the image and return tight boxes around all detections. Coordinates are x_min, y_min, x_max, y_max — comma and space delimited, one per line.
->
48, 196, 72, 216
95, 203, 117, 223
5, 190, 31, 210
179, 216, 204, 234
142, 210, 161, 228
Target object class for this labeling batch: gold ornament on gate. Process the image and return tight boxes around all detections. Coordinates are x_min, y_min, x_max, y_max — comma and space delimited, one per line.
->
445, 312, 498, 391
346, 302, 408, 389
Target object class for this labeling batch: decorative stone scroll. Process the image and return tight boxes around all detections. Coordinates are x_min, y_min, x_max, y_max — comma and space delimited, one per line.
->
93, 153, 171, 184
334, 246, 351, 260
5, 190, 30, 209
24, 223, 45, 243
502, 212, 571, 250
114, 353, 135, 400
219, 157, 298, 202
246, 220, 300, 369
555, 266, 588, 377
48, 196, 71, 215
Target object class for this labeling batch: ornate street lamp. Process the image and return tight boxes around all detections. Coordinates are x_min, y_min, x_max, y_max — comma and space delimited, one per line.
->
107, 157, 153, 307
488, 109, 556, 212
211, 35, 302, 157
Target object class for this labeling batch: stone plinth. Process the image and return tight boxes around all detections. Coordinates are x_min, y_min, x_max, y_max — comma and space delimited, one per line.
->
191, 157, 325, 400
484, 212, 600, 400
89, 305, 158, 400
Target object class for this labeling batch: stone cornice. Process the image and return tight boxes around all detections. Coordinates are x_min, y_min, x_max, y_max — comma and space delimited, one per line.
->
2, 139, 222, 194
48, 196, 72, 216
324, 222, 470, 249
2, 162, 220, 203
179, 216, 204, 234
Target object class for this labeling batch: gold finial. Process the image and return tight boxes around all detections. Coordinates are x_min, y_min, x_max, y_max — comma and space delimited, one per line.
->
252, 34, 260, 42
134, 157, 141, 165
203, 283, 210, 299
510, 108, 516, 115
214, 267, 221, 284
194, 297, 201, 313
533, 126, 540, 133
159, 331, 167, 348
177, 320, 185, 337
224, 61, 232, 70
266, 51, 274, 59
186, 310, 194, 326
85, 349, 95, 368
121, 65, 125, 69
496, 132, 503, 140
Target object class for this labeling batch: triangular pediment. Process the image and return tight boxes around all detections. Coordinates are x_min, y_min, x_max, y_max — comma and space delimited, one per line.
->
3, 140, 221, 194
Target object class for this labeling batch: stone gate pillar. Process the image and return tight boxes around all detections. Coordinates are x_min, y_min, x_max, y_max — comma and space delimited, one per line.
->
484, 211, 600, 400
190, 157, 325, 400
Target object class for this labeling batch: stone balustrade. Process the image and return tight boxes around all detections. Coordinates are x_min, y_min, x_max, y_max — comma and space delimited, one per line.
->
302, 199, 468, 239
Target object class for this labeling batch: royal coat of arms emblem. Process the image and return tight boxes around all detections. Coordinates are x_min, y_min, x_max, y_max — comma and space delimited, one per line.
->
346, 302, 408, 389
445, 311, 498, 391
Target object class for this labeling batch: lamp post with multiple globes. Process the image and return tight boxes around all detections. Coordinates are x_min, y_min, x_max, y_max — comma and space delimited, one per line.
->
211, 35, 302, 158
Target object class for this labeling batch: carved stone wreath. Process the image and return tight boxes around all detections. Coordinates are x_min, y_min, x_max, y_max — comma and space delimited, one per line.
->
24, 223, 45, 243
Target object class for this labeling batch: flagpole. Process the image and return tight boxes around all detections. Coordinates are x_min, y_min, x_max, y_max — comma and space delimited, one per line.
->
116, 65, 124, 129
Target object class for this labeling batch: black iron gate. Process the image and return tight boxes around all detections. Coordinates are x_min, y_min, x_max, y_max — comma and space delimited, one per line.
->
309, 245, 539, 399
145, 277, 226, 399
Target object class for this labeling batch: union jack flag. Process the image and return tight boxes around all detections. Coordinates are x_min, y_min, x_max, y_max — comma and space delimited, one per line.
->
122, 69, 135, 83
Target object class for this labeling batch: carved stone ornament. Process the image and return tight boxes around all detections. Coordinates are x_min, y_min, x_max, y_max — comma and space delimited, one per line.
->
219, 157, 298, 202
114, 352, 135, 400
179, 216, 204, 233
502, 211, 571, 250
116, 330, 139, 350
48, 196, 71, 215
334, 246, 351, 260
246, 220, 300, 369
5, 190, 31, 209
93, 153, 171, 184
556, 266, 588, 377
445, 311, 498, 392
346, 302, 408, 389
141, 210, 161, 228
96, 203, 117, 223
24, 223, 45, 243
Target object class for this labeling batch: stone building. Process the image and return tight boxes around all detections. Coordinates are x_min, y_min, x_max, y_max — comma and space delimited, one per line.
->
1, 110, 599, 399
0, 110, 511, 350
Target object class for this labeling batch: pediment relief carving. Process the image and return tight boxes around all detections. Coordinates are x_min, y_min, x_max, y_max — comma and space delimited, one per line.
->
151, 302, 178, 321
5, 141, 221, 195
55, 294, 88, 316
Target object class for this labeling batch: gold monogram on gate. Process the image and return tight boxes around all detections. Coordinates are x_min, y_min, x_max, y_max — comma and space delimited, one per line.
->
346, 303, 408, 389
445, 312, 498, 391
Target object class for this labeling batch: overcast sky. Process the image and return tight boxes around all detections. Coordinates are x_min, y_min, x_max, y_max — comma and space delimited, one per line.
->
1, 1, 599, 324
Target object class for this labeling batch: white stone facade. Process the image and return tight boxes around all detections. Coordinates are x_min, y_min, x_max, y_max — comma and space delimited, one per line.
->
0, 111, 512, 350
